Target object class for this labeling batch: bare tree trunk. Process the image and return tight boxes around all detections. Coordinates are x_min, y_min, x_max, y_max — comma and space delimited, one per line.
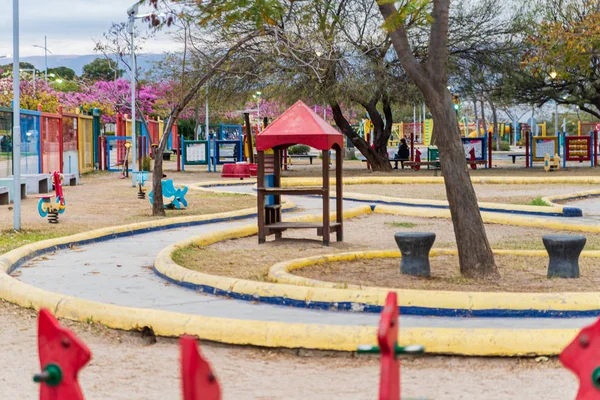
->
488, 98, 499, 151
379, 0, 498, 279
480, 100, 488, 139
362, 99, 393, 171
150, 29, 262, 216
331, 103, 391, 171
472, 97, 479, 135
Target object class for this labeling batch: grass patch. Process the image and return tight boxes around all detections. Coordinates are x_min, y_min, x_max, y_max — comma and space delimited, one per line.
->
528, 197, 551, 207
386, 222, 417, 228
0, 230, 68, 253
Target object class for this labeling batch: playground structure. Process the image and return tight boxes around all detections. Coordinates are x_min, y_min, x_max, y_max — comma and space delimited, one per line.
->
181, 132, 244, 173
522, 130, 598, 169
36, 171, 66, 224
149, 179, 189, 209
256, 100, 344, 246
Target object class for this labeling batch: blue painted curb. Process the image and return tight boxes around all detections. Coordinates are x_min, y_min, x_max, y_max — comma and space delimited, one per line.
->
154, 268, 600, 319
6, 207, 296, 276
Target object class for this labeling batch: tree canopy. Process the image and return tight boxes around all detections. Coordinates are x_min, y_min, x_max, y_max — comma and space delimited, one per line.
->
82, 58, 123, 81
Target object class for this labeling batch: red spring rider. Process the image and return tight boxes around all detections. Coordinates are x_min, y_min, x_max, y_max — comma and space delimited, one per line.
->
561, 318, 600, 399
469, 148, 477, 170
37, 171, 66, 224
34, 309, 92, 400
412, 149, 422, 171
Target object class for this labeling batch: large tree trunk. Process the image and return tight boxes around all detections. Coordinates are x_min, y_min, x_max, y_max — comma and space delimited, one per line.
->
330, 103, 391, 171
428, 92, 499, 279
379, 0, 498, 280
362, 99, 393, 171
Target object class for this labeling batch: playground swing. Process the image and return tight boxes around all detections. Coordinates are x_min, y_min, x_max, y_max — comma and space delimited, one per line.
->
36, 171, 66, 224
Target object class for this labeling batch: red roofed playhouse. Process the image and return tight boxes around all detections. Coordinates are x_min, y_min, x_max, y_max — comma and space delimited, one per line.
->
256, 100, 344, 246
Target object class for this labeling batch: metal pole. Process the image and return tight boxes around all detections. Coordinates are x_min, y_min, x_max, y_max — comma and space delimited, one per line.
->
33, 69, 36, 97
13, 0, 21, 230
205, 84, 209, 140
44, 35, 47, 82
555, 102, 559, 135
129, 16, 137, 187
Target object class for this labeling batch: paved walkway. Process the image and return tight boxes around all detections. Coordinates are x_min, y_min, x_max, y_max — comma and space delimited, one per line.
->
14, 185, 600, 331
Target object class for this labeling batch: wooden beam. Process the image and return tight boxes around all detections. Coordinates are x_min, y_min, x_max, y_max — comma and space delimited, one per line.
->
322, 150, 330, 246
336, 147, 343, 242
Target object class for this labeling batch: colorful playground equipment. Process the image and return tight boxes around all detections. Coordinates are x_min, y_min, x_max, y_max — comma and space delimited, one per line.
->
181, 132, 244, 173
36, 171, 66, 224
149, 179, 189, 209
33, 309, 220, 400
134, 171, 149, 199
523, 130, 597, 168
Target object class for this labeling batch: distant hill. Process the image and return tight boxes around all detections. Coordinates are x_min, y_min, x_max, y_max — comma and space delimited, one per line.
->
4, 54, 164, 76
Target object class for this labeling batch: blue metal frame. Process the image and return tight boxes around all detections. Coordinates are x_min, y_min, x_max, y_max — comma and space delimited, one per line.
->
105, 136, 133, 172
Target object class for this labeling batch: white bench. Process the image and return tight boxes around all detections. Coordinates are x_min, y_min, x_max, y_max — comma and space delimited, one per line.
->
11, 174, 51, 194
0, 186, 8, 205
61, 173, 79, 186
0, 178, 26, 202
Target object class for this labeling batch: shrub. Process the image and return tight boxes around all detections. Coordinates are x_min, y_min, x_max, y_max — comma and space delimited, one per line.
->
491, 140, 511, 151
288, 144, 310, 155
142, 155, 152, 171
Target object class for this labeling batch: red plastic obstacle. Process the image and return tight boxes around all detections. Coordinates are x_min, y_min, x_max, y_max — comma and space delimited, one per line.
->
412, 149, 422, 171
469, 148, 477, 170
560, 318, 600, 399
221, 163, 251, 179
357, 293, 424, 400
180, 336, 221, 400
377, 292, 401, 399
34, 309, 92, 400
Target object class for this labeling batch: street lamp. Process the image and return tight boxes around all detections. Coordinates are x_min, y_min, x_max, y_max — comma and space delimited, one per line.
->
12, 0, 21, 230
32, 36, 51, 82
127, 3, 166, 185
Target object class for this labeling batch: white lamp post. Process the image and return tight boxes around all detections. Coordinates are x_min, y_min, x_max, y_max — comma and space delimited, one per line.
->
32, 36, 51, 82
13, 0, 21, 230
252, 91, 262, 130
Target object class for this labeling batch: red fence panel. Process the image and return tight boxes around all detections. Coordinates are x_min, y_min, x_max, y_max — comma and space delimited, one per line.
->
40, 112, 62, 174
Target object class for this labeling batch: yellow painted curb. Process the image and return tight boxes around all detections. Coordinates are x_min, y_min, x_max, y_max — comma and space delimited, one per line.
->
280, 176, 600, 186
266, 249, 600, 312
344, 191, 567, 215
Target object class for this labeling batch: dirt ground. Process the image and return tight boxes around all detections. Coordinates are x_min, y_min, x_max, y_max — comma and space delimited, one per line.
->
296, 254, 600, 292
0, 300, 578, 400
1, 163, 595, 398
175, 213, 600, 292
0, 168, 254, 253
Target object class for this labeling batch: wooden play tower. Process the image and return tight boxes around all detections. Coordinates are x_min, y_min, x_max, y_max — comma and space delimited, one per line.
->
256, 100, 344, 246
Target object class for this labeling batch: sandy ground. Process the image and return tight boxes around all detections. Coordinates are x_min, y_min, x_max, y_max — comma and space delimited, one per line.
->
0, 167, 253, 253
0, 300, 578, 400
0, 163, 595, 398
297, 254, 600, 292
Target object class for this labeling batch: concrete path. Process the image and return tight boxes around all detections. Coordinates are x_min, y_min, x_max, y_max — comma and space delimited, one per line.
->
14, 185, 600, 331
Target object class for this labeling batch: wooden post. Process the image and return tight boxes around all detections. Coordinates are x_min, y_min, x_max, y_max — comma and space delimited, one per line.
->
335, 146, 343, 242
257, 151, 265, 244
243, 112, 254, 164
322, 149, 331, 246
273, 148, 282, 239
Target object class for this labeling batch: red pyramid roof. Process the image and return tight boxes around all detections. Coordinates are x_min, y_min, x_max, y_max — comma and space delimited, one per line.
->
256, 100, 344, 151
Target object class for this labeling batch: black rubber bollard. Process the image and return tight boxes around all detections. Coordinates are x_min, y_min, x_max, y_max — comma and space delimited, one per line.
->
394, 232, 436, 278
543, 235, 586, 279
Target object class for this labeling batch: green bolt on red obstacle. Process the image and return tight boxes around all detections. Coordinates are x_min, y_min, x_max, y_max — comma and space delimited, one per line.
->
357, 292, 424, 400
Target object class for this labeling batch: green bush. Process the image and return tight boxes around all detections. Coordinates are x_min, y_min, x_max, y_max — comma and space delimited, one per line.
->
492, 140, 511, 151
288, 144, 310, 155
142, 155, 152, 171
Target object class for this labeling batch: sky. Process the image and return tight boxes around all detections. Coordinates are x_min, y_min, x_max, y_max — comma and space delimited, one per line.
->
0, 0, 179, 57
